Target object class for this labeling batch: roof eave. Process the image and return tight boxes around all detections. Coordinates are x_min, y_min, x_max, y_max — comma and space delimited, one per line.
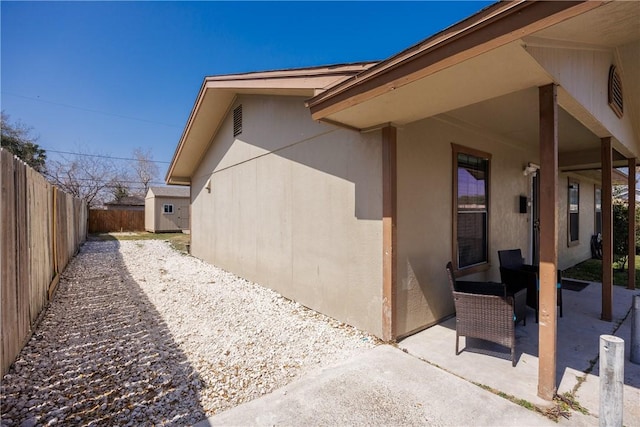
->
166, 64, 379, 184
307, 0, 604, 121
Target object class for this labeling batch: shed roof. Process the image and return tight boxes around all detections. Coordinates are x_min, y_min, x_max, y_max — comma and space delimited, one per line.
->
147, 186, 190, 198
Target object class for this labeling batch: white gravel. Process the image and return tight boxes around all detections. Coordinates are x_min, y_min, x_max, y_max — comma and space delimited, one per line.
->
1, 239, 379, 426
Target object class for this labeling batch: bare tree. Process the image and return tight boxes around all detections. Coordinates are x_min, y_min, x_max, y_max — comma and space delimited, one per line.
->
45, 151, 120, 208
132, 147, 159, 196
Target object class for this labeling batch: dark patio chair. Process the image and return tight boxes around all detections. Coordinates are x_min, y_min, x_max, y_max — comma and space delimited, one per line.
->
498, 249, 563, 323
445, 262, 518, 366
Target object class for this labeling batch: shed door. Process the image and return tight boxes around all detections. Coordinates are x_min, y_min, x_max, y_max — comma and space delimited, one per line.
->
176, 203, 189, 230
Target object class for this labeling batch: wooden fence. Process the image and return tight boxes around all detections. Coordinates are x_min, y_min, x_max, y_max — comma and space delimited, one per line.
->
88, 209, 145, 233
1, 148, 87, 376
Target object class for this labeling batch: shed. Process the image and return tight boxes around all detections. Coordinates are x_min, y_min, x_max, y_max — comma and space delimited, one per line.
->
145, 186, 190, 232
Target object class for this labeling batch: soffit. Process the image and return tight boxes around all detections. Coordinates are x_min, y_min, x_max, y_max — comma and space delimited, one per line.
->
531, 1, 640, 48
441, 87, 601, 152
319, 41, 553, 130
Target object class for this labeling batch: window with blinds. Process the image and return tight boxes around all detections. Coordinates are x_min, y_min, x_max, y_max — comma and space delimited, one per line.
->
453, 145, 490, 271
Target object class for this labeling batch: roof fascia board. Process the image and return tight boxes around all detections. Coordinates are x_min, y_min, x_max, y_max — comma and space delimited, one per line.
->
308, 0, 604, 120
166, 78, 209, 183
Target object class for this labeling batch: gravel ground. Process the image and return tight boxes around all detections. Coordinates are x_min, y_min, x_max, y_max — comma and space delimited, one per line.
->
1, 239, 379, 426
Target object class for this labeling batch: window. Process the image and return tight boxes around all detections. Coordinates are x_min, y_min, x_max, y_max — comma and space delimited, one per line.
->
595, 186, 602, 235
453, 144, 490, 272
163, 204, 174, 214
568, 179, 580, 245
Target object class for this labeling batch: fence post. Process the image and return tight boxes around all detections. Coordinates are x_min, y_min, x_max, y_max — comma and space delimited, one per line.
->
632, 295, 640, 365
600, 335, 624, 427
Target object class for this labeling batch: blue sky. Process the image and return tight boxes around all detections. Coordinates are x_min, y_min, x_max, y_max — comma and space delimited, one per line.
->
1, 1, 494, 181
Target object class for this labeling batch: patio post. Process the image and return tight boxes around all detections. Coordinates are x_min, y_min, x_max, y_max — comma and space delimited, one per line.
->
538, 83, 559, 400
602, 138, 613, 321
382, 124, 397, 341
628, 157, 636, 290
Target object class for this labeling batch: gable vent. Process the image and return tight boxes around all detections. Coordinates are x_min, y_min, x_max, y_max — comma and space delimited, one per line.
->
608, 65, 623, 118
233, 105, 243, 137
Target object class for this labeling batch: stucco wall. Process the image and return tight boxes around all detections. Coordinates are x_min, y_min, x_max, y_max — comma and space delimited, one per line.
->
395, 115, 596, 337
190, 95, 384, 337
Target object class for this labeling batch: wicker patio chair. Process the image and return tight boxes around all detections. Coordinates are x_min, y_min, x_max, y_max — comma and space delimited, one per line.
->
498, 249, 563, 323
445, 262, 517, 367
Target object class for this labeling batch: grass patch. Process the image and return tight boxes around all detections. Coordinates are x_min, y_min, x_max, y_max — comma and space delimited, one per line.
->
472, 382, 545, 417
89, 232, 190, 253
562, 256, 640, 288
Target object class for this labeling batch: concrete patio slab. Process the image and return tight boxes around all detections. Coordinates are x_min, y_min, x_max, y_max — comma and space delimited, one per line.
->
399, 282, 640, 426
197, 345, 556, 426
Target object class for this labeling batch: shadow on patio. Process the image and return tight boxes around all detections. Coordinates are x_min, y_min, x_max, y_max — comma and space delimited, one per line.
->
399, 282, 640, 426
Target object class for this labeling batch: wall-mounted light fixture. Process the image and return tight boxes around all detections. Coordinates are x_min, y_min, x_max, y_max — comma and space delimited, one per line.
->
523, 162, 540, 176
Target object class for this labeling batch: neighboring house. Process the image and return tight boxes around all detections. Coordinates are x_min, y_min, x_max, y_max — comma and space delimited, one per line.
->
104, 195, 145, 211
145, 186, 190, 232
167, 0, 639, 397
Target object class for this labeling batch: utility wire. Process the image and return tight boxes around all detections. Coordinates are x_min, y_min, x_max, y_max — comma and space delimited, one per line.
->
46, 149, 171, 164
48, 177, 166, 185
2, 91, 182, 129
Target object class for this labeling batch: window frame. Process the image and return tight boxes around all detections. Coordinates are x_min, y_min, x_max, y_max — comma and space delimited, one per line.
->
452, 143, 491, 275
163, 204, 174, 214
568, 178, 580, 246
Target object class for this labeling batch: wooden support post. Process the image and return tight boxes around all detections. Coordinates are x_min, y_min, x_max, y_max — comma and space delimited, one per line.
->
628, 158, 636, 290
602, 138, 613, 321
382, 125, 397, 342
538, 84, 558, 400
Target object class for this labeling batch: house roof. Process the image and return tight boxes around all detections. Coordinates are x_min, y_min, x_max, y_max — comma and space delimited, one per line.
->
305, 0, 639, 165
105, 195, 145, 206
166, 62, 378, 185
306, 1, 606, 127
147, 186, 190, 198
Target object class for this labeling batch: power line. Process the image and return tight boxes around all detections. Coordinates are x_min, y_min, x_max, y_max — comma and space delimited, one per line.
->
48, 177, 166, 185
2, 91, 182, 128
46, 149, 171, 164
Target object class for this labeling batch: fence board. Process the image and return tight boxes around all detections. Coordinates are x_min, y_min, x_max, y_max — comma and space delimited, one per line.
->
88, 209, 145, 233
1, 150, 18, 375
15, 155, 30, 351
0, 148, 87, 376
27, 168, 53, 324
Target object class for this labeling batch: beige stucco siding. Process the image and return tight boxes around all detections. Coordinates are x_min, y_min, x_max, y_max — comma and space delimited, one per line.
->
190, 95, 384, 336
395, 115, 591, 336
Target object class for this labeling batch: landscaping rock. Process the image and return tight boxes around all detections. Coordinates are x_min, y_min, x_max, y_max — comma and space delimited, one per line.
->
0, 240, 378, 425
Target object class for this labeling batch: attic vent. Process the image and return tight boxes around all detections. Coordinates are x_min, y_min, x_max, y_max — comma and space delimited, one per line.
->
233, 105, 243, 136
608, 65, 623, 118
